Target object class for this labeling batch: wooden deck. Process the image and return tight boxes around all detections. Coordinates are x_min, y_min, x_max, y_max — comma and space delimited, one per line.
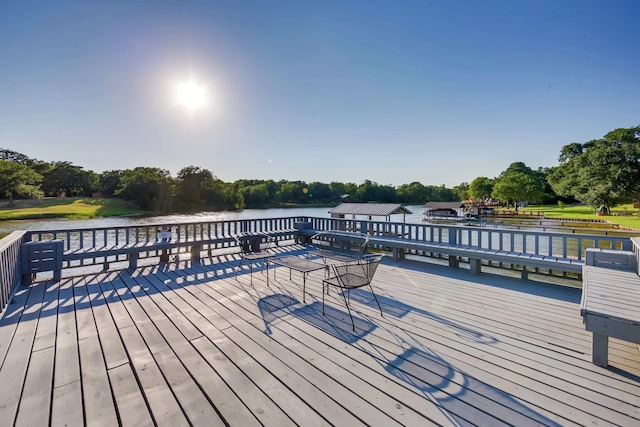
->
1, 245, 640, 426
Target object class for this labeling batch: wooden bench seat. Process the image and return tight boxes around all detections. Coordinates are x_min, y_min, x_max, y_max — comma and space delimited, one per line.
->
37, 229, 297, 275
580, 248, 640, 367
367, 234, 584, 277
295, 228, 584, 277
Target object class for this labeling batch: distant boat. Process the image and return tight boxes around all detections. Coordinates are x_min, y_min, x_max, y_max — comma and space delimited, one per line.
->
458, 213, 486, 226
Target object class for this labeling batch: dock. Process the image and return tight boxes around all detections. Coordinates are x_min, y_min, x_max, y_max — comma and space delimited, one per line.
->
1, 246, 639, 426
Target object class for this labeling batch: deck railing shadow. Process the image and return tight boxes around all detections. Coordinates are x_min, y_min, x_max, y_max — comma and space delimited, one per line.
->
396, 257, 582, 303
0, 251, 249, 326
383, 346, 563, 426
346, 288, 498, 345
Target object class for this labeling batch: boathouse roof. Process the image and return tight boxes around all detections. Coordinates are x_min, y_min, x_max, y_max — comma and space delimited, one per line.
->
328, 202, 412, 217
424, 201, 466, 210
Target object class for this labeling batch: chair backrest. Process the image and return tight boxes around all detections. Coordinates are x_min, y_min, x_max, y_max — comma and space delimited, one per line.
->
235, 232, 274, 254
309, 230, 369, 259
332, 254, 383, 289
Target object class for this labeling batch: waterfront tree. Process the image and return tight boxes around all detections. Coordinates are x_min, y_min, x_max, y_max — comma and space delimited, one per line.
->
99, 170, 124, 197
0, 160, 43, 205
468, 177, 494, 201
175, 166, 214, 211
492, 171, 543, 209
42, 161, 97, 197
452, 182, 469, 201
547, 126, 640, 213
397, 182, 429, 204
116, 167, 173, 211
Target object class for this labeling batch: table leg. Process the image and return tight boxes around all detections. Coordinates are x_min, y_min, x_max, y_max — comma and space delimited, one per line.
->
302, 272, 306, 302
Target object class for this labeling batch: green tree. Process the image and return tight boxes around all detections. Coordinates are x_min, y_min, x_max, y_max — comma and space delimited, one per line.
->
492, 172, 543, 209
240, 183, 270, 208
42, 161, 96, 197
397, 182, 429, 204
547, 126, 640, 212
99, 170, 124, 197
175, 166, 214, 211
452, 182, 469, 201
204, 179, 244, 210
468, 177, 494, 201
0, 160, 43, 205
116, 167, 173, 211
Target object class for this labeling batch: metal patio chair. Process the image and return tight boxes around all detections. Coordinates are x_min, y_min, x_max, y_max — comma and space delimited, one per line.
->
322, 254, 384, 331
307, 230, 369, 264
234, 232, 276, 283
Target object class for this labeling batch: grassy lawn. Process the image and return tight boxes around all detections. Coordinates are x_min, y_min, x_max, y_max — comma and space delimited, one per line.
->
0, 197, 145, 220
520, 204, 640, 229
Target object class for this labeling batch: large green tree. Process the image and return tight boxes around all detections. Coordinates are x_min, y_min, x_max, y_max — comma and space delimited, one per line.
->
0, 160, 43, 205
175, 166, 214, 211
42, 161, 97, 197
547, 126, 640, 212
492, 171, 544, 209
116, 167, 173, 211
468, 177, 494, 201
99, 170, 124, 197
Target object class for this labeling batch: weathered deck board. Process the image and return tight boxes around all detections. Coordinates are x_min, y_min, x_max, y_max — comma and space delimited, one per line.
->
185, 260, 632, 425
1, 246, 640, 427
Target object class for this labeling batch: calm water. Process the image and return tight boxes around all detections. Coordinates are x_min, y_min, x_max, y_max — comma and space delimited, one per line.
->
0, 205, 427, 233
2, 205, 628, 236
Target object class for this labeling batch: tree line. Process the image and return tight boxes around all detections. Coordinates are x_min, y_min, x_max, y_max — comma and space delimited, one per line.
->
1, 125, 638, 212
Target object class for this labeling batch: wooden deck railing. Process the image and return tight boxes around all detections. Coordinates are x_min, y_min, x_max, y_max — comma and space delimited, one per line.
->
0, 231, 29, 315
302, 217, 632, 261
5, 215, 633, 285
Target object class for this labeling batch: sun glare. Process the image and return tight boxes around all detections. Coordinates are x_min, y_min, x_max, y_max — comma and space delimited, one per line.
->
176, 81, 206, 111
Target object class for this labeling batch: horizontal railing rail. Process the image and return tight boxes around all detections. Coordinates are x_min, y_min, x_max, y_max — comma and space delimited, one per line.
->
301, 217, 631, 261
0, 231, 29, 315
25, 216, 307, 249
14, 215, 634, 278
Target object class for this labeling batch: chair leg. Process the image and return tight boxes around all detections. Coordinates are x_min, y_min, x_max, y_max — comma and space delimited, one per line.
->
368, 284, 383, 317
322, 282, 326, 315
235, 257, 245, 279
339, 289, 355, 331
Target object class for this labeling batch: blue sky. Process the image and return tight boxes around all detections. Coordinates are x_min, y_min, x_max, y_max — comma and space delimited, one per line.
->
1, 1, 638, 187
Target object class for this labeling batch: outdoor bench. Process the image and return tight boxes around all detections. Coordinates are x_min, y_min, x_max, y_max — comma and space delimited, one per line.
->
366, 234, 584, 278
580, 248, 640, 367
296, 228, 584, 277
23, 228, 300, 281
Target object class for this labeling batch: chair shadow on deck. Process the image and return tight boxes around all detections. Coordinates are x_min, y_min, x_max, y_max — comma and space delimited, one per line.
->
346, 289, 498, 345
385, 346, 563, 427
257, 294, 376, 343
257, 293, 561, 426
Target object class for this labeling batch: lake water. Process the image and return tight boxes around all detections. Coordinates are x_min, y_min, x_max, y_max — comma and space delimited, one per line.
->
2, 205, 631, 236
0, 205, 428, 233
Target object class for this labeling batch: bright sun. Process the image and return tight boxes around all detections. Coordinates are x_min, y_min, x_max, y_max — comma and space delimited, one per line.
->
176, 81, 206, 111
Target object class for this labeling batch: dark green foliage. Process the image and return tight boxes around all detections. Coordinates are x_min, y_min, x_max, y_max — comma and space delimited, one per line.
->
99, 170, 124, 197
116, 167, 173, 211
42, 161, 97, 197
548, 126, 640, 210
0, 160, 43, 205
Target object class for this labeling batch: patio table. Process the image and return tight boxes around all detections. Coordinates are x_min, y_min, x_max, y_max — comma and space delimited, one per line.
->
268, 255, 327, 302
